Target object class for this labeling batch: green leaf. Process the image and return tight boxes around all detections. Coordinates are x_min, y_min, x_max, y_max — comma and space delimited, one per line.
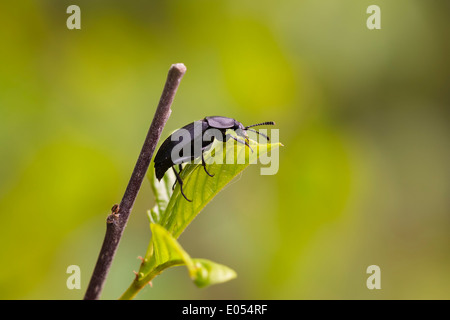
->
150, 223, 192, 267
191, 258, 237, 288
159, 138, 282, 238
149, 223, 236, 288
147, 165, 176, 224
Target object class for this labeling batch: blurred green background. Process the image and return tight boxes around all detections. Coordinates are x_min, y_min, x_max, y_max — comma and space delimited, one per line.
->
1, 0, 449, 299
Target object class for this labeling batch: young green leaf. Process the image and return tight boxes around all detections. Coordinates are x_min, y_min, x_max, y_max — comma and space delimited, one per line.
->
148, 223, 193, 271
191, 258, 237, 288
148, 167, 176, 224
125, 223, 236, 293
150, 223, 236, 286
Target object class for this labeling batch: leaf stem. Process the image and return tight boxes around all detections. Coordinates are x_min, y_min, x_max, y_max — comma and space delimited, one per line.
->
119, 260, 185, 300
83, 63, 187, 300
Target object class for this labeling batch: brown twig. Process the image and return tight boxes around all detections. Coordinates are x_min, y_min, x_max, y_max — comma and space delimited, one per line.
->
84, 63, 187, 300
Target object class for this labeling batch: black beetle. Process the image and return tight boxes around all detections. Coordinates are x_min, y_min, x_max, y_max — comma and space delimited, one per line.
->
154, 116, 275, 202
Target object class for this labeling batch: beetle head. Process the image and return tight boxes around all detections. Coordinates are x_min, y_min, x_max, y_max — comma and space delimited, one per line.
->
234, 121, 249, 140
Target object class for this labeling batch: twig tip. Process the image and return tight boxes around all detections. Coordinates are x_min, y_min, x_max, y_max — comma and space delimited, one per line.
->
171, 63, 186, 74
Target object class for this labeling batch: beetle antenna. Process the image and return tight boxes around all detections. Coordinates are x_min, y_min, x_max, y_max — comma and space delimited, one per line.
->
245, 121, 275, 129
246, 128, 270, 141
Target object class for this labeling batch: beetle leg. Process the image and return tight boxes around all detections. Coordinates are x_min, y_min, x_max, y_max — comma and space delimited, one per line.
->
201, 152, 214, 177
172, 164, 184, 190
172, 168, 177, 191
172, 166, 192, 202
227, 134, 254, 153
